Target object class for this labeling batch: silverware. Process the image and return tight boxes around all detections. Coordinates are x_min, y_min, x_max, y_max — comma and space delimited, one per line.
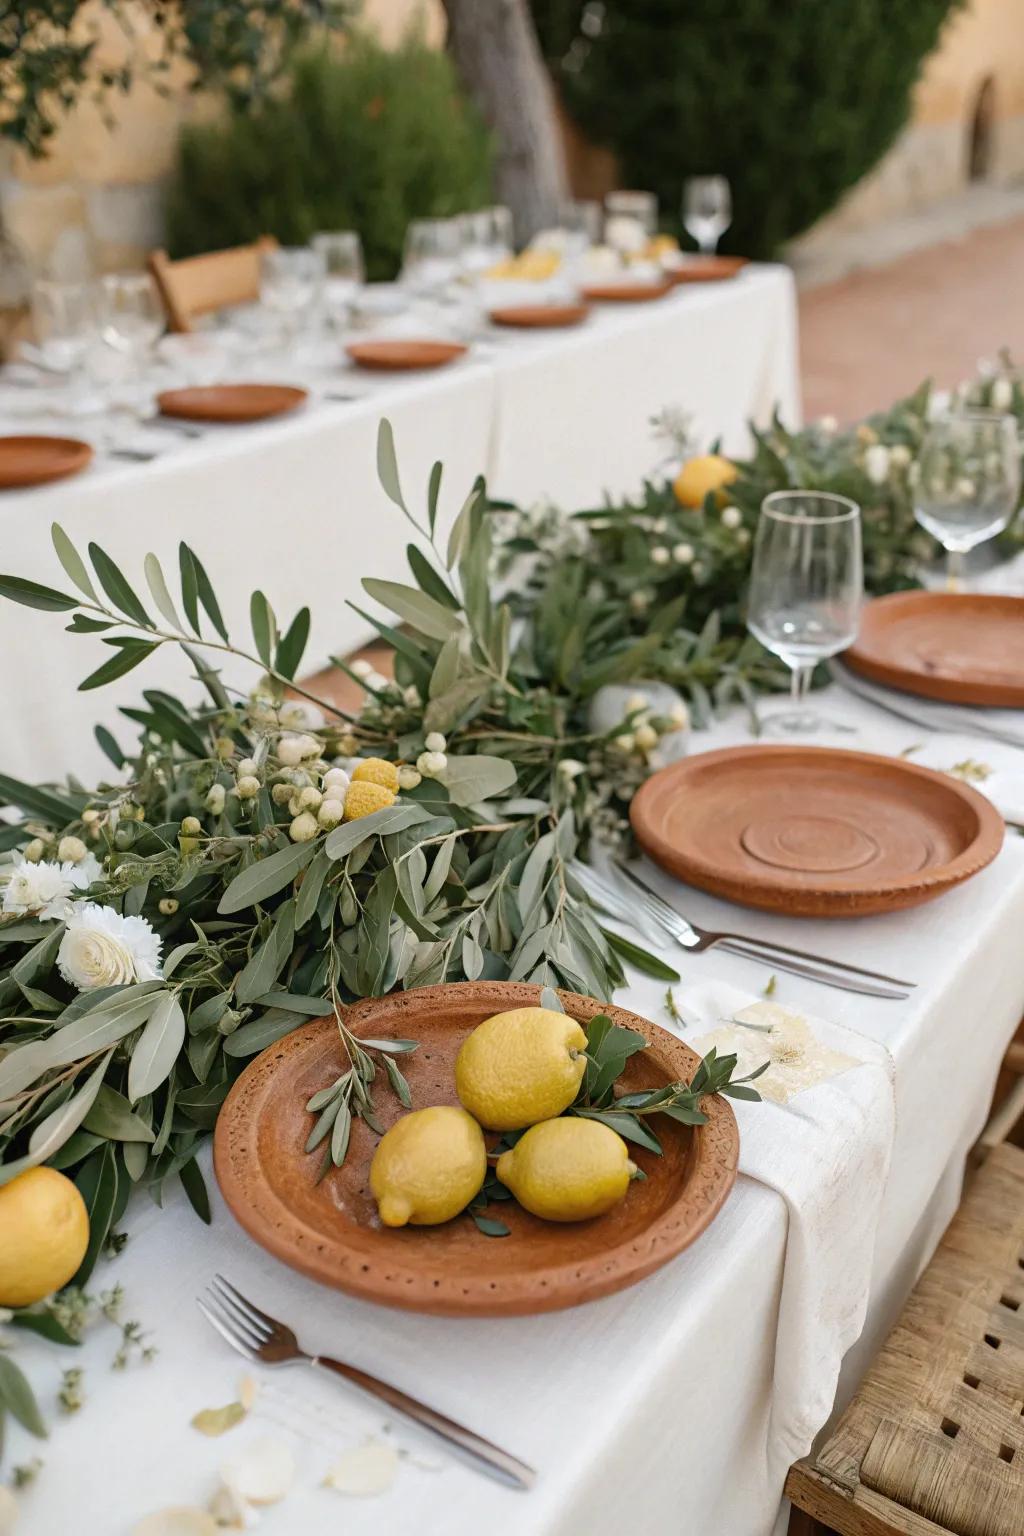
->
197, 1274, 535, 1491
108, 448, 157, 462
570, 860, 914, 1000
830, 661, 1024, 752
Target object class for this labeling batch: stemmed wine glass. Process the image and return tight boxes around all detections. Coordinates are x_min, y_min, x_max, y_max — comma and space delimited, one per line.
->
682, 176, 732, 254
96, 272, 164, 375
459, 207, 514, 274
259, 246, 325, 340
312, 231, 365, 328
30, 279, 97, 374
914, 410, 1021, 589
747, 491, 863, 735
401, 217, 464, 297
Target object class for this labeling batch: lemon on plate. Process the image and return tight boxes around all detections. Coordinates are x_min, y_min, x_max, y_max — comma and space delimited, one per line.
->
0, 1166, 90, 1307
496, 1117, 637, 1222
672, 453, 737, 509
455, 1007, 587, 1132
370, 1105, 486, 1228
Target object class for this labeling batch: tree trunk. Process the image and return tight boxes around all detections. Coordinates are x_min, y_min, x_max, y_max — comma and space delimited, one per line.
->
441, 0, 569, 244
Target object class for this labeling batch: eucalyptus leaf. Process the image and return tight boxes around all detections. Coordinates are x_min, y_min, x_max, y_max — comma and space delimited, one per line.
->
128, 992, 185, 1102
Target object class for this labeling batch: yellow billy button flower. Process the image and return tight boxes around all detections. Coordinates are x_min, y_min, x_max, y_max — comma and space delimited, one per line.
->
343, 782, 396, 821
350, 757, 400, 793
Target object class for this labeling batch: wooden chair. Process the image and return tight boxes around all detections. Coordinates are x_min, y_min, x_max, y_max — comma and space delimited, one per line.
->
786, 1098, 1024, 1535
148, 237, 278, 333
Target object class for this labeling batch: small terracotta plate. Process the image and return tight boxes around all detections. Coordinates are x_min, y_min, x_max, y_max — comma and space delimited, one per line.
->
669, 255, 748, 284
581, 280, 673, 303
214, 982, 739, 1317
345, 340, 468, 371
630, 745, 1004, 918
157, 384, 307, 423
488, 304, 590, 329
0, 434, 93, 490
844, 591, 1024, 708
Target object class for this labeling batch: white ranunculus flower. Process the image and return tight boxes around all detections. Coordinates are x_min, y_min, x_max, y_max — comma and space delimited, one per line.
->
864, 444, 891, 485
2, 856, 101, 921
57, 904, 163, 991
991, 377, 1013, 411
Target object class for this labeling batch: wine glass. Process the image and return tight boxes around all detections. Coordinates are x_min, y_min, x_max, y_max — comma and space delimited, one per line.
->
312, 231, 365, 327
914, 411, 1021, 588
747, 491, 863, 736
558, 199, 602, 251
96, 272, 164, 374
459, 206, 514, 274
30, 279, 97, 374
604, 190, 658, 257
401, 217, 464, 296
259, 246, 325, 339
683, 176, 732, 254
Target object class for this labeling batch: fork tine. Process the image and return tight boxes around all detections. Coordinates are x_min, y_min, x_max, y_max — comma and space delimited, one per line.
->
196, 1296, 258, 1361
213, 1274, 278, 1332
202, 1289, 265, 1350
210, 1277, 272, 1341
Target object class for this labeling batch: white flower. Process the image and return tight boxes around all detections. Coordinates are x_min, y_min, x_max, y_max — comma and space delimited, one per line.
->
397, 766, 422, 790
720, 505, 742, 530
736, 527, 751, 546
57, 835, 88, 865
651, 518, 669, 536
317, 800, 344, 830
668, 701, 690, 729
365, 671, 389, 691
403, 685, 421, 707
634, 722, 659, 751
289, 812, 318, 843
349, 659, 373, 679
650, 545, 670, 566
817, 414, 838, 435
24, 837, 45, 862
235, 776, 261, 800
889, 443, 911, 468
557, 759, 586, 781
278, 700, 325, 732
322, 767, 350, 792
206, 784, 227, 815
614, 732, 635, 753
57, 904, 162, 991
2, 857, 99, 921
417, 751, 447, 778
277, 732, 320, 766
991, 377, 1013, 411
628, 590, 650, 615
956, 476, 976, 498
424, 732, 447, 754
672, 542, 695, 566
864, 444, 891, 485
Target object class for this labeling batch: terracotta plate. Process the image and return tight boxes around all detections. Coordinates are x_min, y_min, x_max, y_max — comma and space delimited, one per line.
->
843, 591, 1024, 708
488, 304, 590, 329
581, 280, 674, 303
0, 434, 93, 490
669, 255, 748, 283
630, 745, 1004, 918
345, 340, 467, 370
214, 982, 739, 1317
157, 385, 307, 423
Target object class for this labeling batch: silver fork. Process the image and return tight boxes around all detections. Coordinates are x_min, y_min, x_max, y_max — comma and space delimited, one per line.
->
569, 860, 914, 999
197, 1275, 535, 1490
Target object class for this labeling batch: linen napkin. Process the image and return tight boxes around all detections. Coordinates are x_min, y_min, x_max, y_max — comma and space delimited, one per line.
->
830, 661, 1024, 752
672, 979, 896, 1475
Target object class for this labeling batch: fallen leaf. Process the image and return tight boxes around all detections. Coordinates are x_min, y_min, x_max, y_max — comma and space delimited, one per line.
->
0, 1487, 17, 1536
237, 1375, 258, 1412
132, 1510, 218, 1536
190, 1402, 246, 1437
222, 1438, 295, 1506
324, 1438, 401, 1496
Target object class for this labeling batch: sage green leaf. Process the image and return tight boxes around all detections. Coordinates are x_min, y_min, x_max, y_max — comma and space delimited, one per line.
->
88, 543, 152, 625
440, 754, 517, 808
0, 574, 78, 612
601, 928, 680, 982
518, 831, 554, 920
539, 986, 564, 1013
218, 840, 316, 913
84, 1083, 156, 1142
52, 523, 100, 602
163, 940, 198, 979
179, 1157, 211, 1223
324, 803, 432, 860
223, 1008, 300, 1057
0, 1037, 57, 1103
573, 1107, 663, 1155
423, 676, 489, 736
179, 542, 201, 632
361, 578, 462, 643
66, 614, 113, 633
423, 834, 456, 905
275, 606, 310, 680
95, 724, 125, 768
407, 543, 460, 610
250, 590, 276, 667
445, 484, 479, 570
376, 417, 406, 512
185, 545, 229, 643
383, 1055, 413, 1108
0, 771, 83, 825
427, 459, 442, 534
251, 991, 327, 1014
176, 1077, 231, 1127
73, 1142, 120, 1285
0, 1054, 111, 1190
144, 552, 182, 630
128, 992, 185, 1102
330, 1100, 352, 1165
295, 848, 331, 928
79, 637, 160, 691
48, 984, 165, 1066
0, 1355, 47, 1439
428, 633, 462, 699
191, 1401, 245, 1436
235, 900, 295, 1004
10, 1311, 80, 1347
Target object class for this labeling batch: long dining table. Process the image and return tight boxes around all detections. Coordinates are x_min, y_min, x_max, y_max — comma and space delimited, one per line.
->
0, 263, 798, 783
6, 684, 1024, 1536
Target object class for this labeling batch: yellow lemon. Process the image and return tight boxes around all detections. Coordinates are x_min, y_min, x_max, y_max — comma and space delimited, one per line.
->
350, 757, 400, 793
672, 453, 738, 509
0, 1166, 89, 1306
342, 781, 396, 821
455, 1007, 587, 1132
370, 1106, 486, 1227
496, 1117, 636, 1222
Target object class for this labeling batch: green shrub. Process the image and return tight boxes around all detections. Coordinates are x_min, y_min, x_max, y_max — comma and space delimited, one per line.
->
165, 32, 494, 280
531, 0, 961, 256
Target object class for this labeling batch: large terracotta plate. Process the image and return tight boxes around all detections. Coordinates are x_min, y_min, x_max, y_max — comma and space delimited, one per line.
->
581, 280, 673, 303
214, 982, 739, 1317
843, 591, 1024, 708
346, 340, 467, 370
669, 255, 748, 283
0, 434, 92, 489
488, 304, 589, 329
630, 745, 1004, 918
157, 385, 307, 423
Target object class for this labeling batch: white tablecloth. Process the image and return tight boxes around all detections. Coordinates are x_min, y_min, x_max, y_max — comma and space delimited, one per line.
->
0, 266, 799, 783
8, 686, 1024, 1536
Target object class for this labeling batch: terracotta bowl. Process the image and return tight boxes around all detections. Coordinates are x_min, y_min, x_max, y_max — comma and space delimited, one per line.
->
214, 982, 739, 1317
669, 255, 748, 283
844, 591, 1024, 708
0, 434, 93, 490
488, 304, 590, 329
345, 340, 467, 370
157, 384, 307, 423
630, 745, 1005, 918
581, 280, 673, 303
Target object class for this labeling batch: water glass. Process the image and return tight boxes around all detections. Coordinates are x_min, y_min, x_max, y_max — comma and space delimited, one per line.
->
96, 273, 164, 370
604, 191, 658, 235
747, 491, 863, 735
401, 217, 464, 296
683, 176, 732, 254
312, 231, 365, 324
30, 279, 97, 373
260, 246, 325, 337
558, 199, 602, 251
459, 207, 514, 273
914, 410, 1021, 587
